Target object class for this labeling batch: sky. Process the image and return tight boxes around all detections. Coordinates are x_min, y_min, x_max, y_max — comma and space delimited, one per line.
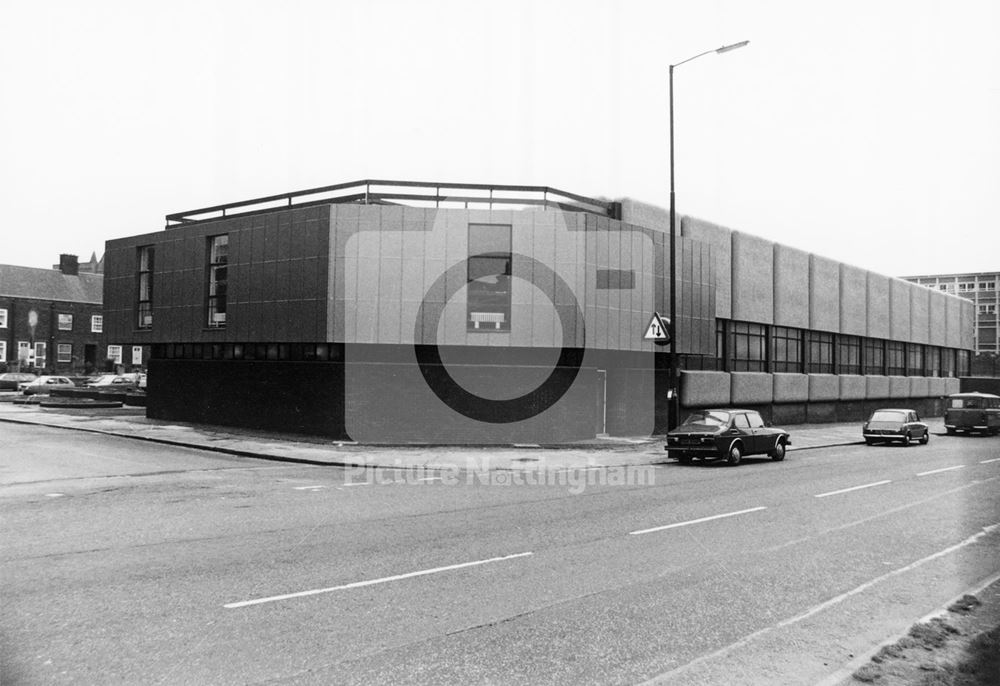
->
1, 0, 997, 278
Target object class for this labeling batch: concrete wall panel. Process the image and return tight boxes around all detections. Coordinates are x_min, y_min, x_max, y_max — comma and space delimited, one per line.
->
889, 375, 910, 399
867, 272, 891, 339
909, 377, 930, 398
840, 264, 868, 336
731, 231, 773, 324
680, 370, 731, 407
839, 374, 867, 401
945, 295, 962, 348
889, 279, 910, 342
731, 372, 773, 405
944, 377, 961, 395
808, 373, 840, 402
681, 216, 732, 319
928, 289, 947, 346
909, 282, 930, 344
772, 373, 809, 402
867, 375, 890, 399
773, 244, 809, 328
928, 377, 946, 398
960, 298, 975, 350
809, 255, 840, 332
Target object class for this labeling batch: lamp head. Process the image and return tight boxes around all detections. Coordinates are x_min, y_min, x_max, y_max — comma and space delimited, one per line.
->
716, 40, 750, 54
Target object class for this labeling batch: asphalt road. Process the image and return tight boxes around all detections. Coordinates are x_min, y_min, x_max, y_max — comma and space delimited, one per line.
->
1, 423, 998, 685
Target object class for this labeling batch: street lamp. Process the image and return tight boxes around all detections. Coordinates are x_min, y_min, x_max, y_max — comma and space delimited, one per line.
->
668, 40, 749, 430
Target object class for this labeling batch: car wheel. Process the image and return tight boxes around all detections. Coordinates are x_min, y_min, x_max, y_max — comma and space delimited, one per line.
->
920, 432, 929, 445
901, 432, 911, 447
726, 442, 742, 466
864, 438, 874, 446
946, 427, 956, 435
677, 453, 693, 464
769, 440, 786, 461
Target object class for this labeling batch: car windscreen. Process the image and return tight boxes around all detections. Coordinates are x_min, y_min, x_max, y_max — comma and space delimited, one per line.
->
681, 411, 730, 426
870, 410, 906, 422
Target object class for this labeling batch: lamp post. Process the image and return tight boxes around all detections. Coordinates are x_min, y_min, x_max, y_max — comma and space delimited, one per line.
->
668, 40, 749, 430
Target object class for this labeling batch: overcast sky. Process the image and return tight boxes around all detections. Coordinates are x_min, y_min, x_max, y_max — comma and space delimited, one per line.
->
1, 0, 997, 278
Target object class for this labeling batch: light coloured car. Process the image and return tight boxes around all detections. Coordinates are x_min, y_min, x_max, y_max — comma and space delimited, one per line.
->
86, 374, 139, 389
20, 376, 76, 396
863, 408, 929, 446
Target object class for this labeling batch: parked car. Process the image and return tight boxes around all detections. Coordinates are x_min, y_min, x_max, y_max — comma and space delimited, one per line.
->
0, 373, 37, 391
19, 376, 76, 395
944, 391, 1000, 435
863, 408, 929, 446
665, 409, 791, 465
86, 374, 140, 389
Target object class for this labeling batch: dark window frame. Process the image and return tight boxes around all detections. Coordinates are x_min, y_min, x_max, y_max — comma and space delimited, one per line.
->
771, 326, 803, 373
730, 321, 767, 372
137, 245, 154, 329
206, 235, 228, 329
805, 331, 834, 374
837, 334, 862, 375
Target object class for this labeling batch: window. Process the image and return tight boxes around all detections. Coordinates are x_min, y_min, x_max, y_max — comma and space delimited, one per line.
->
806, 331, 834, 374
864, 339, 885, 375
731, 321, 766, 372
771, 326, 803, 373
58, 314, 73, 331
982, 281, 996, 291
137, 245, 154, 329
957, 350, 971, 377
886, 341, 906, 376
941, 348, 956, 377
938, 284, 951, 291
957, 282, 976, 292
0, 341, 6, 361
57, 344, 72, 363
837, 335, 861, 375
17, 341, 30, 363
979, 304, 997, 315
907, 344, 924, 376
34, 342, 46, 368
207, 235, 228, 328
466, 224, 511, 332
0, 308, 7, 328
926, 347, 941, 377
716, 319, 727, 370
107, 345, 123, 364
91, 315, 103, 333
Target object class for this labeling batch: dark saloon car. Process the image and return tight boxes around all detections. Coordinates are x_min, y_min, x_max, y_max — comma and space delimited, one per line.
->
665, 409, 791, 465
863, 408, 929, 446
0, 373, 37, 391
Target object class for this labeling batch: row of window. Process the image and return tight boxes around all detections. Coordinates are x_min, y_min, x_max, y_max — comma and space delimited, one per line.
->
134, 225, 634, 335
153, 342, 342, 362
134, 235, 228, 331
0, 342, 137, 365
934, 281, 997, 292
0, 309, 103, 333
711, 320, 970, 377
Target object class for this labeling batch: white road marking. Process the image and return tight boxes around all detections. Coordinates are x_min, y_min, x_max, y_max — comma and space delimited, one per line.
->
981, 457, 1000, 464
342, 482, 371, 487
224, 551, 533, 609
293, 485, 326, 491
45, 493, 64, 498
814, 480, 892, 498
917, 465, 966, 476
629, 506, 767, 536
416, 476, 443, 482
639, 522, 1000, 685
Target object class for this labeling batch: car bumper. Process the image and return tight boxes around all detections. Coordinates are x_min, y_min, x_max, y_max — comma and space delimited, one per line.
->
863, 432, 905, 440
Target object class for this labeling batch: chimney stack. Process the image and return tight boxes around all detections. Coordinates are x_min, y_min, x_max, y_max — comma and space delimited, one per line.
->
59, 254, 79, 276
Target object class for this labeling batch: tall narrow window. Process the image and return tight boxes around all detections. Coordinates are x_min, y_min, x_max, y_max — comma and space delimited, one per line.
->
57, 344, 72, 363
886, 341, 906, 376
91, 315, 103, 333
207, 235, 228, 328
837, 335, 861, 375
137, 245, 154, 329
730, 321, 766, 372
906, 344, 924, 376
771, 326, 803, 373
466, 224, 511, 332
805, 331, 834, 374
864, 339, 885, 375
0, 308, 8, 328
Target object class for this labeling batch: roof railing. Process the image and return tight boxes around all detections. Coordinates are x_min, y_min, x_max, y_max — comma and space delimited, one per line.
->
165, 179, 619, 227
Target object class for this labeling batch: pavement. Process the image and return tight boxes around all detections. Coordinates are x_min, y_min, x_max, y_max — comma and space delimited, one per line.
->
0, 393, 941, 471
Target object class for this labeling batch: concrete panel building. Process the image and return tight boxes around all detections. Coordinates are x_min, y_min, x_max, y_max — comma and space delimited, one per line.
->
103, 180, 973, 442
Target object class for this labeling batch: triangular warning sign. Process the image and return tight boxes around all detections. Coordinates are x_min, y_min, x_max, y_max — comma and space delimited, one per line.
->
643, 312, 671, 342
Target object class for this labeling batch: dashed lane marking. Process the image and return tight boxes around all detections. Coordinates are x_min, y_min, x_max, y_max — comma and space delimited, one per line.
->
629, 506, 767, 536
